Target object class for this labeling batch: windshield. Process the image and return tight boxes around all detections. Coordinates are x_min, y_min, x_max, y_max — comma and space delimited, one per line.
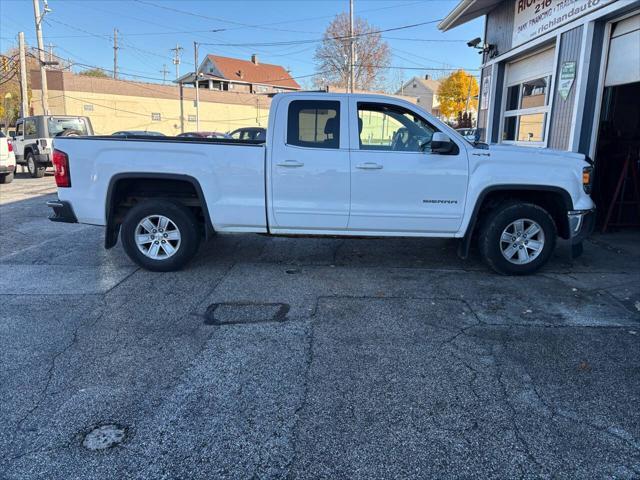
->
48, 117, 89, 136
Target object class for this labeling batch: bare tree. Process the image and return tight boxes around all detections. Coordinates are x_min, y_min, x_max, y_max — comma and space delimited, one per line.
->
314, 13, 391, 91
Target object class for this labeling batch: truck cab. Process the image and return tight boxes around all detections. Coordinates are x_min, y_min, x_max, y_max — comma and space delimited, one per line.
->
266, 94, 468, 234
13, 115, 93, 178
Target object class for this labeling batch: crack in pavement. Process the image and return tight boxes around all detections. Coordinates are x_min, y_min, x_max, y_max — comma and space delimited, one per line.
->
12, 296, 109, 438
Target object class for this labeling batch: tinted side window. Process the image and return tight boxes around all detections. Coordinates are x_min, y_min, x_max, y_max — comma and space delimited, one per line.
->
287, 100, 340, 149
16, 123, 23, 136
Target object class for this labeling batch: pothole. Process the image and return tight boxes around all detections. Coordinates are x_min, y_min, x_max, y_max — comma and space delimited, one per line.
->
204, 302, 290, 325
82, 424, 127, 451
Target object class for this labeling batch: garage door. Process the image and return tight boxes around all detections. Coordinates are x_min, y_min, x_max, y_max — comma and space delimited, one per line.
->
605, 13, 640, 87
506, 47, 556, 86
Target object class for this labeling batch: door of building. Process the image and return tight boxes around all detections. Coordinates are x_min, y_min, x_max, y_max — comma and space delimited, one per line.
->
594, 13, 640, 231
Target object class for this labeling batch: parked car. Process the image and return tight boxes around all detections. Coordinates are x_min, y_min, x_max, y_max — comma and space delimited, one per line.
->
13, 115, 94, 178
48, 92, 595, 274
0, 132, 16, 184
456, 128, 478, 142
177, 131, 229, 139
229, 127, 266, 142
112, 130, 165, 137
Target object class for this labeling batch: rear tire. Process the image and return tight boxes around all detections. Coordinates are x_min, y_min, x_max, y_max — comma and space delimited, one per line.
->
0, 172, 13, 184
27, 153, 45, 178
479, 201, 557, 275
121, 200, 201, 272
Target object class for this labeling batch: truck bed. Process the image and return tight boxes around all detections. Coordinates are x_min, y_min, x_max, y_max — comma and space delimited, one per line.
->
53, 135, 269, 233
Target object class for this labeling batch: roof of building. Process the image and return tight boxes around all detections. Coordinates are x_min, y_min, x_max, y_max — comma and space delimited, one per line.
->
397, 76, 442, 95
438, 0, 503, 31
205, 55, 300, 89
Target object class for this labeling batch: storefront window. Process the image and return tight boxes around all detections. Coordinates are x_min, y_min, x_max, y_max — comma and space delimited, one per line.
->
502, 75, 550, 144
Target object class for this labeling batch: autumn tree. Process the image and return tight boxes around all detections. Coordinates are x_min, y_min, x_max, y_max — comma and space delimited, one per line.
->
79, 68, 110, 78
437, 70, 479, 120
0, 47, 38, 128
314, 13, 391, 91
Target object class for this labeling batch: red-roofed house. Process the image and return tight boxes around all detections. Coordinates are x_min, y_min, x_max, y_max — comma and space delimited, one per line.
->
177, 54, 300, 94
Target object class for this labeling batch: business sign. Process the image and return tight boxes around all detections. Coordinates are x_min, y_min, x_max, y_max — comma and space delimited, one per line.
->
558, 61, 576, 99
513, 0, 615, 47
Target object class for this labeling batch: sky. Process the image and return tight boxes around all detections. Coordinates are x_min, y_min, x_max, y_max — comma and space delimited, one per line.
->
0, 0, 484, 90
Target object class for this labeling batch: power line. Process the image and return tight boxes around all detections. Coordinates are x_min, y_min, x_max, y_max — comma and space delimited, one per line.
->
137, 0, 436, 33
384, 36, 468, 43
27, 46, 332, 85
197, 19, 443, 48
133, 0, 319, 34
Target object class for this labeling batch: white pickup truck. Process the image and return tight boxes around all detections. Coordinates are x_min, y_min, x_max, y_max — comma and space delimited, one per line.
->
48, 92, 595, 275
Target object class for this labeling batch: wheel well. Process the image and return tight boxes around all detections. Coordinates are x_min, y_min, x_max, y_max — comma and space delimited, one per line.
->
105, 176, 212, 248
475, 189, 571, 239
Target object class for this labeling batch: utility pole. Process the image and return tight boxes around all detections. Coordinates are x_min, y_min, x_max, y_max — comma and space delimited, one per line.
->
349, 0, 355, 93
32, 0, 49, 114
160, 64, 170, 83
113, 28, 119, 79
194, 41, 200, 131
18, 32, 28, 117
171, 43, 183, 79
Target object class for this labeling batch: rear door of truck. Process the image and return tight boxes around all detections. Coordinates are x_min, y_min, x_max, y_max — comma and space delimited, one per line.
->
267, 95, 350, 231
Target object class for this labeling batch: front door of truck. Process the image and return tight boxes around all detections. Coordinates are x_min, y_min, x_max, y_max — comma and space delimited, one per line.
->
269, 97, 350, 230
348, 100, 468, 233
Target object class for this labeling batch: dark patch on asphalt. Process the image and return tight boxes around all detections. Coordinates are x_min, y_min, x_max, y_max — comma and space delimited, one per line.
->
285, 268, 301, 274
204, 302, 290, 325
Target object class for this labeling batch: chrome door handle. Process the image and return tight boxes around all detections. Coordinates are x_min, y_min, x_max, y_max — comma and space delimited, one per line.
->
356, 162, 383, 170
276, 160, 304, 167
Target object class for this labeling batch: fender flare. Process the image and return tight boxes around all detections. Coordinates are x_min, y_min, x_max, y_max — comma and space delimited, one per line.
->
104, 172, 214, 249
457, 184, 574, 260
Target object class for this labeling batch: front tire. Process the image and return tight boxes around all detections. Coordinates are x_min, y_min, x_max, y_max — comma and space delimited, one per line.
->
27, 153, 45, 178
120, 200, 201, 272
479, 202, 557, 275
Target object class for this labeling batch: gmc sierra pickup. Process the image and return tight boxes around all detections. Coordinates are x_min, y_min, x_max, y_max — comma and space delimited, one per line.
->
48, 92, 595, 274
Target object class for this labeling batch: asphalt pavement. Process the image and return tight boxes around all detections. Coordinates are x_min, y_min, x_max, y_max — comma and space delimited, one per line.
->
1, 172, 639, 479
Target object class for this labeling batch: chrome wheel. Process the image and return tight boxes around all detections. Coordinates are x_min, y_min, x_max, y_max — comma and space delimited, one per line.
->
135, 215, 181, 260
27, 156, 35, 175
500, 218, 545, 265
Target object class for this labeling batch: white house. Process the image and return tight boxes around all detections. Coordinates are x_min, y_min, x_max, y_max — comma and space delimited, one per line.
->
396, 75, 442, 117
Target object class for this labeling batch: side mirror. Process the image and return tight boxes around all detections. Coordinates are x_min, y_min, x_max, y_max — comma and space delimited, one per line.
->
431, 132, 454, 154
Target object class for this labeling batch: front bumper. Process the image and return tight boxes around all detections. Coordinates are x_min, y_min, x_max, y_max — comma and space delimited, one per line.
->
568, 208, 596, 244
47, 200, 78, 223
